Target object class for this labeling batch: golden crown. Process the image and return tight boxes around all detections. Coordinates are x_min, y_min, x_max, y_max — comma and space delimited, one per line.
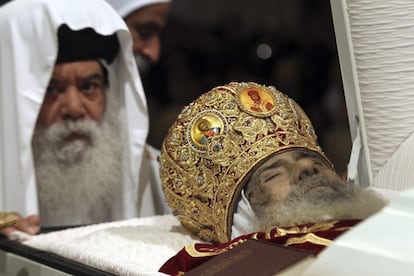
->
160, 82, 331, 243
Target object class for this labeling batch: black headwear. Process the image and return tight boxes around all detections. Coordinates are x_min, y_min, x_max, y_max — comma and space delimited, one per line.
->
56, 24, 120, 64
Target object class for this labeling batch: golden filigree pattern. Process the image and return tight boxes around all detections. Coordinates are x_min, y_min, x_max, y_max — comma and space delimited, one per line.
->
160, 82, 332, 243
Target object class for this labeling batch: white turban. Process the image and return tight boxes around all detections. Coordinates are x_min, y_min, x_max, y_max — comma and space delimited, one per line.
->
105, 0, 171, 18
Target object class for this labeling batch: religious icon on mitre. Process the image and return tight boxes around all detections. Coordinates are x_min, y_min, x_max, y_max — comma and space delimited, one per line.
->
188, 111, 226, 152
238, 86, 276, 117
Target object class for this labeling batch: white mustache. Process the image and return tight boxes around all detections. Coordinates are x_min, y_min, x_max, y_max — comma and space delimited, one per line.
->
287, 174, 349, 202
45, 120, 100, 144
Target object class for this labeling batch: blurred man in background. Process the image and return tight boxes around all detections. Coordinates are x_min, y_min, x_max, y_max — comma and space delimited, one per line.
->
106, 0, 170, 73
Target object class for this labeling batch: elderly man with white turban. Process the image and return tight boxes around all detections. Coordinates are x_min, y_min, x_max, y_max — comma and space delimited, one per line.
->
0, 0, 169, 240
106, 0, 170, 71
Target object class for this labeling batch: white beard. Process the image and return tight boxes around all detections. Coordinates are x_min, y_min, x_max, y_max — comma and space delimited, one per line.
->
32, 112, 122, 227
250, 175, 387, 231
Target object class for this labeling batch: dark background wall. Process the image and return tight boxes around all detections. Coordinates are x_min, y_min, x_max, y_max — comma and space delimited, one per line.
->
142, 0, 352, 174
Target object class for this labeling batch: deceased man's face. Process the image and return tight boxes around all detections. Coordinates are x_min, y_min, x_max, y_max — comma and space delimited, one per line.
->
244, 148, 386, 229
245, 149, 341, 207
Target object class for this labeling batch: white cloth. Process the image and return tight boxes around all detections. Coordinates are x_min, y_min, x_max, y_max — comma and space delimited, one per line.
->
332, 0, 414, 191
137, 145, 171, 216
0, 0, 153, 221
105, 0, 170, 17
24, 215, 201, 276
231, 190, 257, 239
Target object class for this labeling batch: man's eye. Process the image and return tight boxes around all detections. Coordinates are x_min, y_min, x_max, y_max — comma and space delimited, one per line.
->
81, 82, 99, 93
264, 173, 281, 183
137, 28, 155, 39
312, 158, 326, 167
46, 86, 60, 95
135, 24, 160, 39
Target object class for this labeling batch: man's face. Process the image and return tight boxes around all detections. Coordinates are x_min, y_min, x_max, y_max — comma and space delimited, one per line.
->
32, 60, 122, 223
246, 149, 341, 207
34, 60, 106, 162
36, 60, 106, 128
124, 3, 170, 64
243, 148, 386, 229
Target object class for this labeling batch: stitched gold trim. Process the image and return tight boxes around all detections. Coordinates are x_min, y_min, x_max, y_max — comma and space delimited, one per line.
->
185, 239, 247, 258
271, 221, 338, 238
285, 233, 332, 247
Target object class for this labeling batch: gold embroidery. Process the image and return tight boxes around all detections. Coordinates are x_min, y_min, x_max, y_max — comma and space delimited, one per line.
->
185, 239, 247, 258
265, 228, 272, 239
274, 226, 301, 236
334, 226, 354, 232
271, 221, 338, 238
285, 233, 332, 247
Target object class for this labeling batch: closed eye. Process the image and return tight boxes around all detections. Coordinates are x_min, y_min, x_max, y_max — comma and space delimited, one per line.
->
264, 173, 280, 183
313, 159, 324, 166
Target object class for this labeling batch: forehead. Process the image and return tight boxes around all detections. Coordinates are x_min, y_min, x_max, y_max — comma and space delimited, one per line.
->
256, 148, 326, 169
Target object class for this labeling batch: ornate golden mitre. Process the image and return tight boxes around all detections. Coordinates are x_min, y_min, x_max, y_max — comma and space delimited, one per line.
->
160, 82, 332, 243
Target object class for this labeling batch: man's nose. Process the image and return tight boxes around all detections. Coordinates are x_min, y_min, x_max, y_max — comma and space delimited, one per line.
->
295, 160, 319, 184
137, 37, 161, 64
60, 88, 85, 121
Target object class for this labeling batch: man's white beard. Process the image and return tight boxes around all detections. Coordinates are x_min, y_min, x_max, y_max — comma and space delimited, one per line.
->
251, 175, 387, 231
32, 113, 122, 227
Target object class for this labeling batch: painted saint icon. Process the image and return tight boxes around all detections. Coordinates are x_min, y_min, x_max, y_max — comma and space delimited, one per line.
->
239, 87, 276, 117
189, 112, 226, 151
246, 89, 274, 112
198, 119, 221, 145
